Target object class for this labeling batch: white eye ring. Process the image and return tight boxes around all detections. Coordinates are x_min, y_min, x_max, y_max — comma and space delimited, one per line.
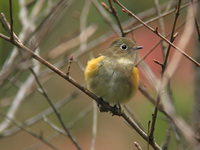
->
120, 44, 128, 50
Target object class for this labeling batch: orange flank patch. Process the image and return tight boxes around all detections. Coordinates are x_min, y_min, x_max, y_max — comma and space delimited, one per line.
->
132, 67, 139, 92
84, 56, 105, 81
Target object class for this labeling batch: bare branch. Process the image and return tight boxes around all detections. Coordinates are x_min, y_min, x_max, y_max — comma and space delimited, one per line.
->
0, 113, 59, 150
114, 0, 200, 67
80, 0, 91, 51
91, 0, 119, 34
0, 58, 40, 133
134, 141, 144, 150
8, 0, 14, 40
30, 66, 82, 150
0, 32, 161, 150
108, 0, 124, 36
124, 1, 191, 34
24, 105, 92, 150
1, 93, 78, 137
90, 102, 98, 150
154, 0, 167, 56
162, 0, 182, 73
43, 116, 66, 135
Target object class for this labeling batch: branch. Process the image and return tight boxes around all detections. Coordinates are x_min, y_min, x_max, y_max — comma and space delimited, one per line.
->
24, 105, 92, 150
162, 0, 182, 73
108, 0, 125, 36
154, 0, 167, 57
91, 0, 119, 34
30, 67, 82, 150
124, 1, 191, 34
1, 5, 82, 149
8, 0, 14, 40
0, 113, 58, 150
148, 0, 182, 143
80, 0, 91, 51
0, 55, 40, 133
90, 102, 98, 150
0, 32, 161, 150
1, 93, 78, 137
114, 0, 200, 67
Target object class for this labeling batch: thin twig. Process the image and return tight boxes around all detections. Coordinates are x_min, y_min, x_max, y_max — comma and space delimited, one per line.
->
124, 1, 191, 34
0, 0, 35, 84
67, 105, 92, 129
114, 0, 200, 67
46, 25, 97, 59
123, 105, 144, 130
194, 16, 200, 41
73, 1, 182, 58
121, 112, 161, 150
149, 2, 183, 142
161, 126, 172, 150
91, 0, 119, 34
148, 0, 182, 143
1, 93, 78, 137
148, 96, 160, 144
0, 59, 40, 133
8, 0, 14, 40
66, 56, 73, 76
0, 113, 59, 150
43, 116, 66, 135
24, 105, 92, 150
162, 0, 182, 74
0, 11, 42, 133
136, 40, 162, 66
154, 0, 167, 57
90, 101, 98, 150
25, 0, 72, 51
191, 0, 200, 41
134, 141, 143, 150
147, 120, 151, 150
108, 0, 124, 36
1, 7, 83, 149
162, 4, 197, 88
101, 2, 112, 13
30, 68, 82, 150
80, 0, 91, 51
0, 32, 161, 150
165, 0, 175, 12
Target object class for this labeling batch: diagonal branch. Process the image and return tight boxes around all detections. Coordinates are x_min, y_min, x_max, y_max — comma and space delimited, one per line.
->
30, 69, 82, 150
149, 0, 182, 144
113, 0, 200, 67
0, 113, 59, 150
0, 32, 161, 150
162, 0, 182, 73
108, 0, 125, 36
8, 0, 14, 40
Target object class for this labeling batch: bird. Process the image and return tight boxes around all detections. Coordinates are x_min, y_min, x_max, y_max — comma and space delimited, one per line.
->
84, 37, 143, 104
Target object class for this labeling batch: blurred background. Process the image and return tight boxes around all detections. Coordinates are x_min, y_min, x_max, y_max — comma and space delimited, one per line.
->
0, 0, 199, 150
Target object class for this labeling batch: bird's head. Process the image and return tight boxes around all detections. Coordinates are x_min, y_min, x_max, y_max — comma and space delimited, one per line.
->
109, 37, 143, 59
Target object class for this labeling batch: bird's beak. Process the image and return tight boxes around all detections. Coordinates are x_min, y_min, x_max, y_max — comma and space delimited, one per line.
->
131, 46, 143, 50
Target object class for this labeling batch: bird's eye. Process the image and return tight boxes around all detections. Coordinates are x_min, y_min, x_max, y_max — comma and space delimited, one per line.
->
120, 44, 128, 50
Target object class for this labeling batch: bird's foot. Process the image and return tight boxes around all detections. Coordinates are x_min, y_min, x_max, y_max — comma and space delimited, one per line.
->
112, 104, 122, 116
97, 97, 110, 112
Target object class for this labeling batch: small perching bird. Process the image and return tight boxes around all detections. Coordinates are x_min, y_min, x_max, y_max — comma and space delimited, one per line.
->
84, 37, 143, 104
